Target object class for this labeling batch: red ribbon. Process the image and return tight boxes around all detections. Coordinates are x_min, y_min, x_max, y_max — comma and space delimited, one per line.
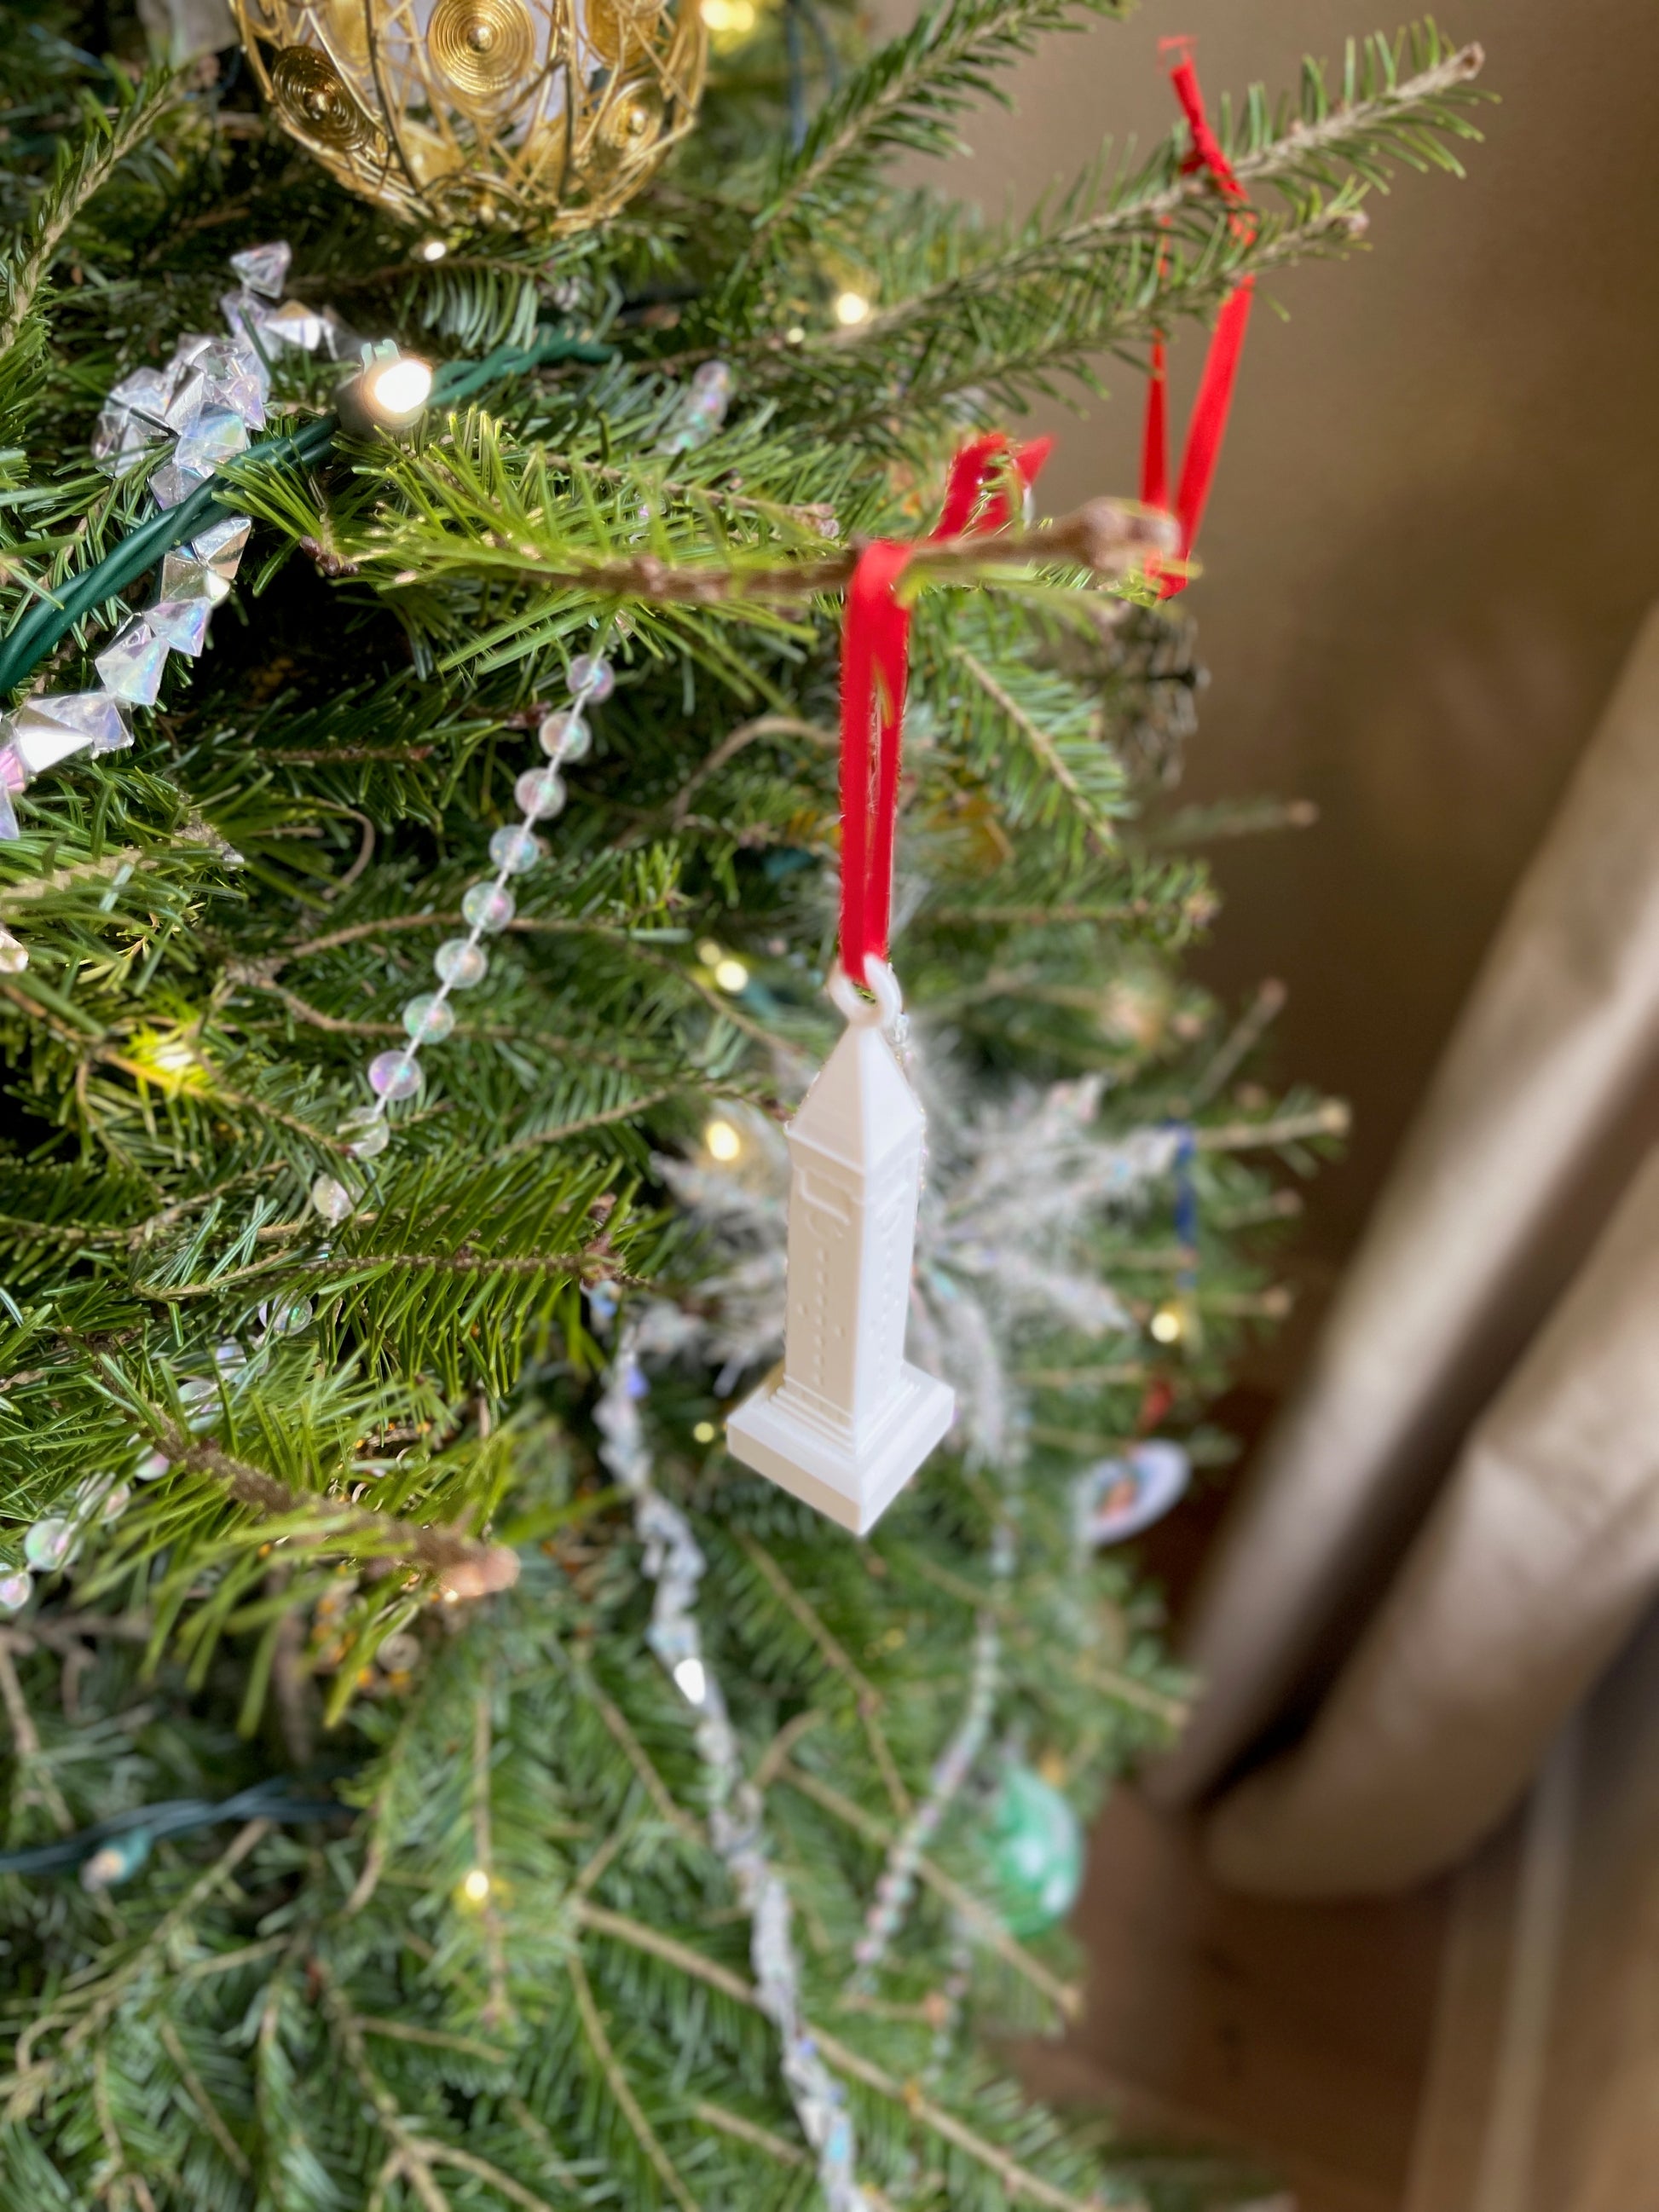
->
1142, 39, 1255, 598
839, 434, 1052, 986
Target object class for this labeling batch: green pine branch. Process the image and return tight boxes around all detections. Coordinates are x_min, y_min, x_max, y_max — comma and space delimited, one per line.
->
748, 0, 1135, 244
800, 25, 1486, 371
0, 66, 181, 366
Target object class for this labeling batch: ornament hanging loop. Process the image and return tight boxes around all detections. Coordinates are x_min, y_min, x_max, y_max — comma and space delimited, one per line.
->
828, 956, 903, 1035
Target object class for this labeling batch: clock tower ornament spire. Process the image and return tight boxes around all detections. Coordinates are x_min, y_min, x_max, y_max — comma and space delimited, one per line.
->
725, 959, 953, 1533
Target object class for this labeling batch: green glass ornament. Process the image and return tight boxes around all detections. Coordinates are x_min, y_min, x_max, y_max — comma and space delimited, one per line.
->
980, 1763, 1084, 1937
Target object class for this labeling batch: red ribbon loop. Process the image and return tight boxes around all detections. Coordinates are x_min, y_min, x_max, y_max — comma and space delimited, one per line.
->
1142, 41, 1255, 597
839, 436, 1050, 985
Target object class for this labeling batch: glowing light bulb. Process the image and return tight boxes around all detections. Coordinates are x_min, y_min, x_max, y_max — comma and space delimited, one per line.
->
705, 1118, 742, 1163
460, 1867, 491, 1903
356, 349, 434, 431
1149, 1304, 1185, 1344
692, 1420, 717, 1444
834, 290, 872, 327
416, 237, 448, 263
130, 1029, 210, 1095
713, 956, 749, 993
673, 1656, 707, 1705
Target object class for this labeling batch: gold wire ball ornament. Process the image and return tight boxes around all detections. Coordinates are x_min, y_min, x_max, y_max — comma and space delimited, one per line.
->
229, 0, 708, 233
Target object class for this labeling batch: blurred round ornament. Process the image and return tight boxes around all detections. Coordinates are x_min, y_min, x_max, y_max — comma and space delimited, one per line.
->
229, 0, 707, 233
1077, 1439, 1190, 1548
980, 1761, 1084, 1938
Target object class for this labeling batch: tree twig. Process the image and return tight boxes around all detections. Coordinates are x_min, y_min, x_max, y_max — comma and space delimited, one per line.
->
7, 1820, 272, 2115
0, 75, 182, 356
575, 1901, 1106, 2212
0, 1635, 72, 1833
159, 2019, 252, 2179
148, 1421, 519, 1599
735, 1532, 910, 1816
464, 500, 1172, 606
575, 1663, 701, 1842
1194, 1100, 1350, 1151
569, 1948, 702, 2212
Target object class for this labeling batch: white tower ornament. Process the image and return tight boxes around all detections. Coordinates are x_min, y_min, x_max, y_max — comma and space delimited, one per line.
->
726, 960, 955, 1533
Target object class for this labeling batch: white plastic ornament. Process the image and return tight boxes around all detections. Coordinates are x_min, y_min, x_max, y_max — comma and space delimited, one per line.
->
1076, 1438, 1191, 1546
725, 960, 954, 1533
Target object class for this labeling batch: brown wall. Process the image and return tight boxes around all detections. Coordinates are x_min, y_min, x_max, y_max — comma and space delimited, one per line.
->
918, 0, 1659, 1269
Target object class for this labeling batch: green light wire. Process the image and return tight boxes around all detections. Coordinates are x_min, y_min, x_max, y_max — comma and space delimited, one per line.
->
0, 329, 616, 700
0, 1776, 344, 1880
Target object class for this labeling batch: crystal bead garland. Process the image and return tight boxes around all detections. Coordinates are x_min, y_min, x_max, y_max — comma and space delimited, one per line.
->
0, 240, 359, 967
325, 646, 616, 1212
595, 1330, 873, 2212
846, 1581, 1004, 1989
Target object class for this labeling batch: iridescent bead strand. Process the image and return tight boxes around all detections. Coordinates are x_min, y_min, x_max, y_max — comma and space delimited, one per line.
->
846, 1510, 1018, 1991
322, 645, 616, 1215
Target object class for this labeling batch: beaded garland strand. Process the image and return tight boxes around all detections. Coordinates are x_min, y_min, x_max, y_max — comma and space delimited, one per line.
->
596, 1328, 873, 2212
316, 638, 621, 1217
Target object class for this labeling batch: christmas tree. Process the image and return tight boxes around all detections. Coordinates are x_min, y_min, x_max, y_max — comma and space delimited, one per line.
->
0, 5, 1482, 2206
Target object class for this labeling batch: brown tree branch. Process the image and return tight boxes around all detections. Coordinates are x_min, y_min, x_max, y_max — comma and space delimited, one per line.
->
150, 1421, 518, 1599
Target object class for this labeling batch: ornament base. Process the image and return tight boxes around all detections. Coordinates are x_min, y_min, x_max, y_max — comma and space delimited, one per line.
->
725, 1361, 955, 1534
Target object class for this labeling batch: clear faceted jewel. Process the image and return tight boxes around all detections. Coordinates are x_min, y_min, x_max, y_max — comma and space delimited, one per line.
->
0, 747, 20, 840
163, 367, 210, 433
175, 407, 249, 474
147, 598, 212, 656
91, 406, 161, 473
315, 308, 356, 362
11, 722, 90, 772
151, 459, 210, 509
219, 290, 269, 349
229, 241, 292, 299
107, 366, 173, 425
95, 620, 170, 707
194, 516, 251, 579
197, 339, 268, 427
263, 299, 328, 352
160, 547, 233, 608
17, 693, 133, 759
